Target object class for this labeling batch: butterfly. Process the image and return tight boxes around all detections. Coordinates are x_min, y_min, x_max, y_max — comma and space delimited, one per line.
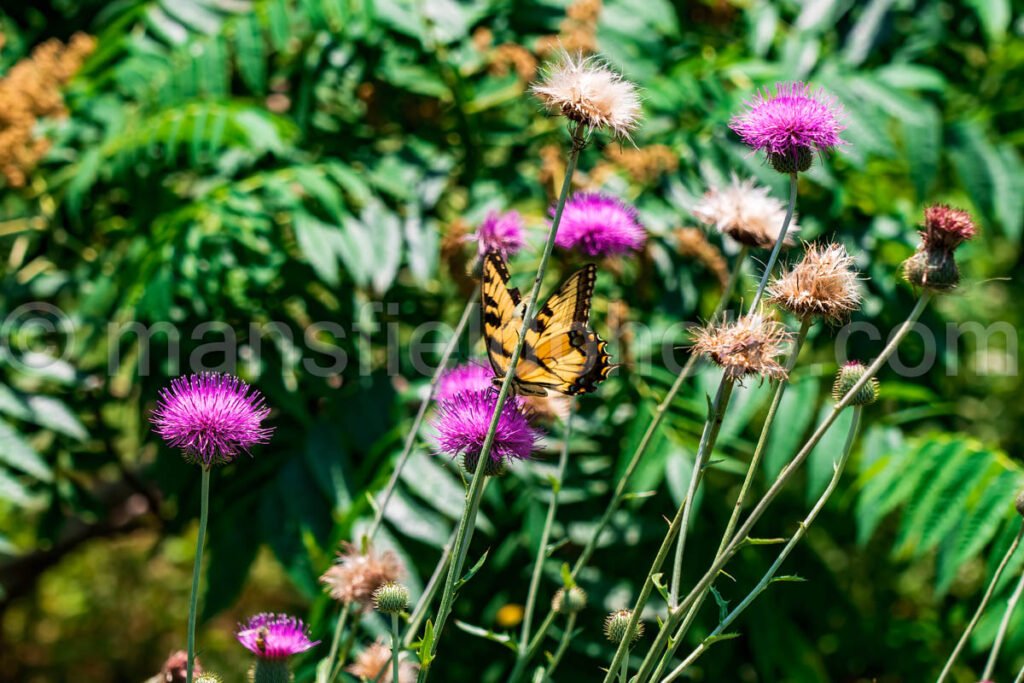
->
481, 251, 613, 396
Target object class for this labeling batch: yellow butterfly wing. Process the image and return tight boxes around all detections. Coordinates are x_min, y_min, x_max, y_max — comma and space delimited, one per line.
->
482, 252, 612, 396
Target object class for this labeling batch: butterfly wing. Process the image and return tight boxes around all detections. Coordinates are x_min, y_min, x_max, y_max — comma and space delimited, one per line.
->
516, 264, 613, 395
482, 252, 524, 384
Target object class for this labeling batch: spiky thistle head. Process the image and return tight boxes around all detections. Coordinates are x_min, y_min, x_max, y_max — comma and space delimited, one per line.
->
692, 175, 800, 249
553, 192, 646, 257
767, 242, 862, 322
692, 313, 792, 382
236, 613, 319, 660
921, 204, 978, 251
470, 210, 527, 259
320, 543, 404, 611
432, 389, 541, 469
604, 609, 643, 644
832, 361, 879, 406
532, 53, 641, 139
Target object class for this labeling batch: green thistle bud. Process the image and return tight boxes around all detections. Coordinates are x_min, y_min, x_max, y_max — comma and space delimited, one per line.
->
197, 675, 224, 683
832, 361, 879, 406
902, 247, 960, 292
769, 147, 813, 174
552, 586, 588, 615
460, 453, 508, 477
373, 581, 410, 615
604, 609, 643, 645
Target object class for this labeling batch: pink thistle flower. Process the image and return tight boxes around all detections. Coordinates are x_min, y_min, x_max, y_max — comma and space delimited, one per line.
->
554, 192, 646, 257
236, 613, 319, 660
921, 204, 978, 251
730, 82, 846, 173
150, 373, 273, 467
432, 389, 540, 466
436, 363, 493, 401
470, 210, 526, 258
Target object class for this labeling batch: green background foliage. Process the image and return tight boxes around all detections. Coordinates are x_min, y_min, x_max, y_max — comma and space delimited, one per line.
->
0, 0, 1022, 681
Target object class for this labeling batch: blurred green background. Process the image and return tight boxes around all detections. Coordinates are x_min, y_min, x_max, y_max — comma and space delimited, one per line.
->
0, 0, 1022, 681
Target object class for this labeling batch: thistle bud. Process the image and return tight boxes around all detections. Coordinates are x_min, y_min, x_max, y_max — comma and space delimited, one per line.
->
769, 147, 814, 174
373, 581, 410, 615
604, 609, 643, 644
832, 361, 879, 406
552, 586, 588, 615
902, 248, 960, 292
460, 452, 508, 477
196, 676, 223, 683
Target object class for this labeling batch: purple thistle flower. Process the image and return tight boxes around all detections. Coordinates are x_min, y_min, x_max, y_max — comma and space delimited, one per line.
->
554, 192, 646, 257
150, 372, 273, 467
730, 82, 846, 172
236, 613, 319, 660
471, 210, 527, 258
436, 363, 494, 402
433, 389, 540, 465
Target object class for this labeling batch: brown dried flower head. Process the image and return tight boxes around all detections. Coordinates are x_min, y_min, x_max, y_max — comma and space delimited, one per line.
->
921, 204, 977, 252
532, 53, 641, 139
346, 641, 418, 682
319, 543, 403, 610
767, 242, 861, 322
693, 313, 792, 381
692, 175, 800, 249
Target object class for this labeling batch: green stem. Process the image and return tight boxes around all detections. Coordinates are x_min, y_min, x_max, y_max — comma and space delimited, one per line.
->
636, 292, 932, 683
333, 611, 362, 681
391, 613, 402, 683
365, 294, 476, 542
937, 519, 1024, 683
543, 613, 577, 681
619, 647, 630, 683
323, 604, 350, 683
520, 400, 575, 653
982, 560, 1024, 681
417, 124, 586, 682
645, 317, 812, 679
662, 406, 864, 682
186, 467, 210, 683
748, 172, 797, 312
603, 379, 736, 683
509, 248, 749, 683
404, 527, 457, 647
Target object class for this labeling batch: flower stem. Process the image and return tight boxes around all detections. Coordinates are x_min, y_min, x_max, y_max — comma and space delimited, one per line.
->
661, 405, 864, 682
635, 292, 932, 683
603, 378, 736, 683
366, 294, 477, 543
520, 399, 575, 653
644, 316, 812, 678
391, 613, 402, 683
619, 647, 630, 683
982, 561, 1024, 680
417, 124, 586, 682
404, 527, 457, 647
509, 248, 749, 683
323, 605, 350, 683
749, 172, 797, 312
186, 466, 210, 683
542, 612, 577, 681
937, 519, 1024, 683
333, 611, 362, 681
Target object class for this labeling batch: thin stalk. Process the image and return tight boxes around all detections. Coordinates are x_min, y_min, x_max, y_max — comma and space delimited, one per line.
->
645, 316, 812, 679
748, 172, 797, 311
185, 467, 210, 683
619, 648, 630, 683
418, 124, 586, 682
323, 605, 350, 683
636, 292, 933, 683
391, 613, 402, 683
662, 406, 864, 682
543, 613, 577, 681
602, 379, 736, 683
937, 519, 1024, 683
982, 563, 1024, 680
330, 611, 362, 683
509, 248, 749, 683
520, 400, 576, 652
366, 294, 476, 542
404, 527, 457, 647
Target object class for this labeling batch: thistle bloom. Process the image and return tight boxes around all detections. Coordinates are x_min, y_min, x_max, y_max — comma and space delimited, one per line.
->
920, 204, 978, 251
151, 373, 273, 467
320, 543, 404, 611
767, 242, 861, 322
692, 175, 799, 249
554, 192, 646, 256
435, 363, 493, 401
433, 389, 540, 467
903, 204, 978, 292
347, 642, 419, 683
532, 53, 641, 138
470, 210, 526, 258
693, 313, 792, 382
236, 613, 319, 660
730, 82, 846, 173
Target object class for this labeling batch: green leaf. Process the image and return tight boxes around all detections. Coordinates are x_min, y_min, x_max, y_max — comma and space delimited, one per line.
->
457, 549, 489, 588
454, 621, 517, 651
293, 211, 341, 286
0, 420, 52, 482
25, 396, 88, 441
965, 0, 1010, 42
418, 619, 435, 667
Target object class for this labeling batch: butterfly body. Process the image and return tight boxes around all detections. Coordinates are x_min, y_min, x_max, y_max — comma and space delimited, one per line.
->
481, 252, 613, 396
